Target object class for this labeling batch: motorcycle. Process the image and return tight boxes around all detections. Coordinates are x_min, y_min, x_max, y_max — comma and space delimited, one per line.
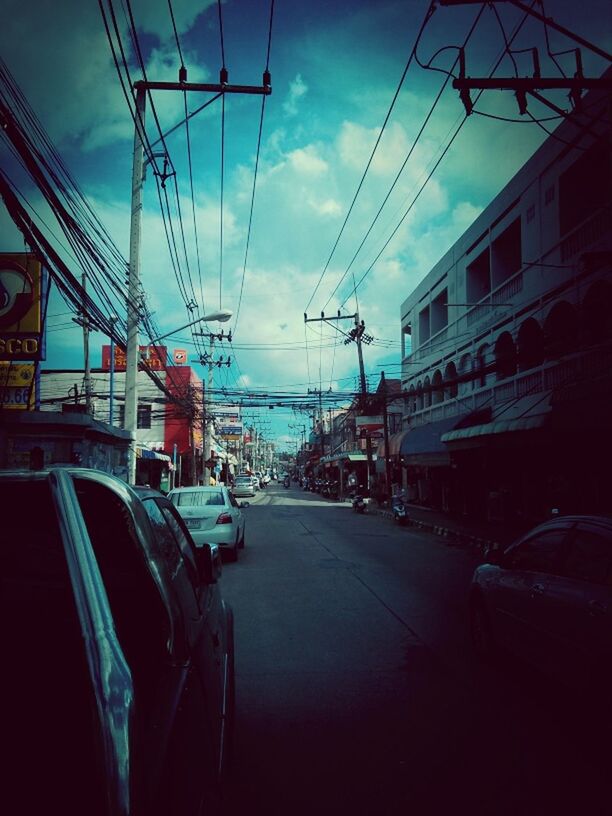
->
283, 476, 290, 489
391, 494, 408, 525
351, 486, 367, 514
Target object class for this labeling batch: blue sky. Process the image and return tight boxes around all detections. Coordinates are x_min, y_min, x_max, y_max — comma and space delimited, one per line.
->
1, 0, 610, 447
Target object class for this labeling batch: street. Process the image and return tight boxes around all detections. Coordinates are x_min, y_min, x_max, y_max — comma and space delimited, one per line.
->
220, 482, 608, 816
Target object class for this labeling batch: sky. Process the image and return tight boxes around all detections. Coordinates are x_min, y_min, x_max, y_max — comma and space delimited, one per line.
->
1, 0, 610, 448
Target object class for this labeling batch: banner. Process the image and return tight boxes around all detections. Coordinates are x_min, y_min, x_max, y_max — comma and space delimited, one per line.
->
101, 344, 167, 371
0, 254, 43, 361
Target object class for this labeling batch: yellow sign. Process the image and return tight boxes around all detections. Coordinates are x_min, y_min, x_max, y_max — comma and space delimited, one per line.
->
0, 362, 35, 409
0, 254, 42, 361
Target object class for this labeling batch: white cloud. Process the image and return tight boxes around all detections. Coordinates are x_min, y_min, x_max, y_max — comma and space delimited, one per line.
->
287, 146, 328, 176
283, 74, 308, 116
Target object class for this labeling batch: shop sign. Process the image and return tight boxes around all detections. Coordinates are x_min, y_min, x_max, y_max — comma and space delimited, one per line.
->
0, 362, 35, 409
0, 254, 43, 361
101, 344, 167, 371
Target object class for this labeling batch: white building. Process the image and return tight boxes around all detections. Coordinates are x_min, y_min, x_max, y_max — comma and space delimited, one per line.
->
399, 79, 611, 523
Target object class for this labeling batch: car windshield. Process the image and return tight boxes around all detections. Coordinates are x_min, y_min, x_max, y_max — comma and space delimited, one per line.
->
235, 478, 250, 484
172, 489, 225, 507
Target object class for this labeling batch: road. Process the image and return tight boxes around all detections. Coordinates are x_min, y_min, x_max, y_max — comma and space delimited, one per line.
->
219, 482, 607, 816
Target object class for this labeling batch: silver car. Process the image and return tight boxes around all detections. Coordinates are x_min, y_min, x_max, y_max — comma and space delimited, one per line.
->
232, 475, 257, 498
168, 485, 247, 561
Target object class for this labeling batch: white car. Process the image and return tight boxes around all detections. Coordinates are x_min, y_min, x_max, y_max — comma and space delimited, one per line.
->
168, 484, 247, 561
232, 475, 257, 498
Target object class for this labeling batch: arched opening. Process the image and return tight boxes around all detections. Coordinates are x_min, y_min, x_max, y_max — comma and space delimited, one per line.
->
458, 353, 473, 396
582, 279, 612, 345
423, 376, 431, 408
495, 331, 517, 380
517, 318, 544, 372
544, 301, 577, 360
408, 385, 416, 414
432, 370, 444, 404
416, 381, 424, 411
444, 362, 458, 398
476, 343, 490, 387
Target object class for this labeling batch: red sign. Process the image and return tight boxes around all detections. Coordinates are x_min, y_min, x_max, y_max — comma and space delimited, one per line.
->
101, 344, 167, 371
173, 348, 187, 365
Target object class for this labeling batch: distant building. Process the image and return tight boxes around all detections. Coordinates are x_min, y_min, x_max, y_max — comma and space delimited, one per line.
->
39, 363, 204, 488
399, 80, 611, 523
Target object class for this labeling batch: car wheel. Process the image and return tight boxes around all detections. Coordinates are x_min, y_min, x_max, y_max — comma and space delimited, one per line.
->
470, 596, 495, 661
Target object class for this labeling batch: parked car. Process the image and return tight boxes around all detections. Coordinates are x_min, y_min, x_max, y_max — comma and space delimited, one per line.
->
232, 474, 257, 498
168, 484, 247, 562
2, 468, 234, 816
469, 514, 612, 693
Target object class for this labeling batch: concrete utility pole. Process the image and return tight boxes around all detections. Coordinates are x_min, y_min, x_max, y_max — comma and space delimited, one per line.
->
125, 74, 271, 484
381, 371, 392, 506
304, 310, 374, 489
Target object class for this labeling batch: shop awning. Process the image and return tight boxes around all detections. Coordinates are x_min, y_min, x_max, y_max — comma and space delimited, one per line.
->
319, 451, 374, 464
376, 429, 409, 459
441, 393, 551, 445
400, 415, 468, 466
137, 447, 171, 462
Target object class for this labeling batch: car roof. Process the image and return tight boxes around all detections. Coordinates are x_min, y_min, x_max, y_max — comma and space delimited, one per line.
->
169, 485, 225, 492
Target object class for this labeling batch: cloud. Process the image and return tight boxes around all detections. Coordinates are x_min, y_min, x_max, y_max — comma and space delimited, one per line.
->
283, 74, 308, 116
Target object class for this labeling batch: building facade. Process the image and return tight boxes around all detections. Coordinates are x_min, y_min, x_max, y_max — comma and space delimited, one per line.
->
399, 82, 611, 524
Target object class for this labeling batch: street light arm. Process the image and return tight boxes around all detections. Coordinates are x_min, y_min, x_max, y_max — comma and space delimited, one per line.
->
149, 309, 232, 344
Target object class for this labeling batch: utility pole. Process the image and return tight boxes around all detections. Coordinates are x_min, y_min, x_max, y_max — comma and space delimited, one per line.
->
304, 310, 375, 488
193, 328, 232, 485
125, 84, 146, 484
82, 273, 92, 414
381, 371, 392, 506
125, 73, 271, 484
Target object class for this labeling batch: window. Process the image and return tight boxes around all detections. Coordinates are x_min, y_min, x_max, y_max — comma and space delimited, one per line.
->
559, 139, 610, 236
431, 289, 448, 336
466, 247, 490, 304
508, 529, 568, 573
419, 306, 430, 345
174, 489, 224, 507
491, 218, 521, 289
564, 525, 612, 585
118, 403, 152, 429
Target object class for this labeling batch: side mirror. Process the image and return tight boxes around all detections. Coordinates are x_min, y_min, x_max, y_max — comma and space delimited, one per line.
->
240, 501, 250, 508
482, 543, 505, 566
195, 542, 222, 584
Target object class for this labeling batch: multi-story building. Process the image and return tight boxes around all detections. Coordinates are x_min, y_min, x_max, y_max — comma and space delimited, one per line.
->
39, 349, 204, 488
399, 81, 611, 524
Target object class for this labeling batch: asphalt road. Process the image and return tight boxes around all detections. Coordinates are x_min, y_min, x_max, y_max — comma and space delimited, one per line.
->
219, 482, 608, 816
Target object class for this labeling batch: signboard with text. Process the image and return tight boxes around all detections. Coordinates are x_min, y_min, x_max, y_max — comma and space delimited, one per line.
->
0, 254, 43, 361
101, 344, 168, 371
0, 362, 35, 409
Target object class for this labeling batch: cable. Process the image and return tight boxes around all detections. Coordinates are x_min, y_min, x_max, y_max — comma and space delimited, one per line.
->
304, 1, 437, 313
167, 0, 186, 72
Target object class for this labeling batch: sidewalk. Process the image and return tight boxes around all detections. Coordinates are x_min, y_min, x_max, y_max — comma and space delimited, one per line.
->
368, 500, 529, 555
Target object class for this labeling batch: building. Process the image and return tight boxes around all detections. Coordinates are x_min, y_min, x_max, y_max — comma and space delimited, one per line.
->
39, 357, 204, 489
399, 80, 612, 524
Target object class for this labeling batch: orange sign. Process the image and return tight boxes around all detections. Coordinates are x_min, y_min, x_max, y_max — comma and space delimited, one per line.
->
101, 344, 168, 371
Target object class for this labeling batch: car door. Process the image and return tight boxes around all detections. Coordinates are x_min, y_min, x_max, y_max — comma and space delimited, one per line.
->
227, 489, 244, 540
551, 520, 612, 687
493, 526, 570, 665
158, 500, 228, 778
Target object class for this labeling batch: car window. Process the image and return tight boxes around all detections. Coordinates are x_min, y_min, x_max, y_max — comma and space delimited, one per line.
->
158, 502, 200, 591
142, 498, 200, 606
507, 529, 568, 574
173, 489, 225, 507
564, 525, 612, 585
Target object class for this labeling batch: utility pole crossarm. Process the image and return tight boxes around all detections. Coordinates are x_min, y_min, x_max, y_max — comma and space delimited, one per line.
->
134, 80, 271, 96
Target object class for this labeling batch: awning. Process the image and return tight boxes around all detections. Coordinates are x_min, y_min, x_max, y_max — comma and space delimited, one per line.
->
441, 393, 551, 446
137, 447, 171, 462
319, 451, 373, 464
400, 415, 469, 466
377, 429, 409, 459
442, 414, 546, 444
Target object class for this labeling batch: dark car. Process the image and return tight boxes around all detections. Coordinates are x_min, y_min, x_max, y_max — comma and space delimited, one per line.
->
469, 515, 612, 692
2, 468, 234, 816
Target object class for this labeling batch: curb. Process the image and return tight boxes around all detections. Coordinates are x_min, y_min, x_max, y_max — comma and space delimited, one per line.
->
369, 507, 498, 555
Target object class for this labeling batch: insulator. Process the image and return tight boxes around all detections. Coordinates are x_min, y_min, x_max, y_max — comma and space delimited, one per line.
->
220, 67, 229, 85
179, 65, 187, 83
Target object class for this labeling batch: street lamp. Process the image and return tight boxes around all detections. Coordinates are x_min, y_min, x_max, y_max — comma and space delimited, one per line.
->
125, 308, 232, 484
